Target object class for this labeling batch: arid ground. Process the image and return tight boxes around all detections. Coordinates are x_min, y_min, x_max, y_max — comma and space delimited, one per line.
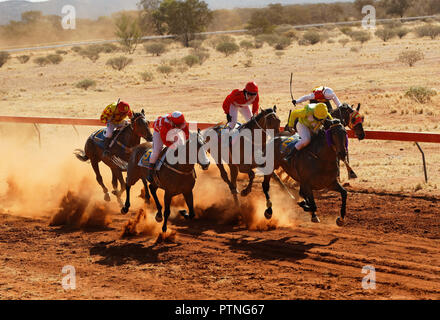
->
0, 24, 439, 299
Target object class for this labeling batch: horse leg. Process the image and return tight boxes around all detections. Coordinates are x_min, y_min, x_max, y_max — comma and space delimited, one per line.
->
228, 165, 239, 204
111, 168, 124, 207
91, 159, 110, 202
121, 167, 140, 214
162, 191, 172, 233
330, 180, 347, 226
262, 174, 273, 220
240, 166, 255, 197
141, 178, 151, 204
149, 183, 163, 223
180, 191, 195, 220
217, 164, 238, 195
299, 185, 319, 223
121, 184, 131, 215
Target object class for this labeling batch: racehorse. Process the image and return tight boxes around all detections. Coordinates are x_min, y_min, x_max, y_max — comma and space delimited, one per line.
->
121, 130, 210, 233
74, 111, 153, 204
262, 119, 349, 226
207, 107, 281, 203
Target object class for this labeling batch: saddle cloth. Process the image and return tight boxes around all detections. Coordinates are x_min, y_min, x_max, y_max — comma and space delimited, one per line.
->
91, 128, 122, 149
138, 148, 168, 171
279, 134, 300, 155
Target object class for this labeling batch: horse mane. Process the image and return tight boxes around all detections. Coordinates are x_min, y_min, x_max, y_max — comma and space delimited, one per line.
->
242, 108, 273, 129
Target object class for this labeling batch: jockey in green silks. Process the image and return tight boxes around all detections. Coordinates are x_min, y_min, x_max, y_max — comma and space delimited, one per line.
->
283, 103, 333, 162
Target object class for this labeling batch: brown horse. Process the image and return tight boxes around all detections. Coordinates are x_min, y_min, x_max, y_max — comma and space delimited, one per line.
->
206, 107, 281, 203
121, 130, 210, 233
75, 111, 153, 204
262, 119, 349, 226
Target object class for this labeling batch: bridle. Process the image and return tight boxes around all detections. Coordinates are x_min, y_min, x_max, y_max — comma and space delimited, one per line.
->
130, 114, 149, 139
244, 110, 278, 136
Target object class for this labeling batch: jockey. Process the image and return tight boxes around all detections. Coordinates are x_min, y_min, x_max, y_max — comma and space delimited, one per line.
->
100, 100, 133, 157
223, 82, 259, 131
292, 86, 342, 113
283, 103, 333, 162
146, 111, 190, 182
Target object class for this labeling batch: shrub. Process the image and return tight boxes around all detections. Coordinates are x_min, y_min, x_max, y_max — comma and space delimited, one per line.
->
140, 71, 154, 82
283, 30, 298, 40
157, 65, 173, 75
106, 56, 133, 71
16, 55, 30, 64
34, 56, 50, 66
350, 46, 360, 53
191, 47, 209, 65
216, 42, 239, 56
339, 26, 352, 36
415, 24, 440, 39
207, 35, 235, 49
303, 31, 321, 45
398, 50, 424, 67
46, 54, 63, 64
255, 34, 280, 46
76, 79, 96, 90
100, 43, 119, 53
183, 55, 200, 67
274, 36, 291, 50
255, 40, 264, 49
405, 87, 437, 104
350, 30, 371, 45
144, 42, 167, 56
375, 28, 396, 42
56, 50, 68, 55
0, 51, 10, 68
71, 46, 82, 53
394, 27, 410, 39
240, 40, 254, 50
338, 38, 350, 47
79, 46, 100, 62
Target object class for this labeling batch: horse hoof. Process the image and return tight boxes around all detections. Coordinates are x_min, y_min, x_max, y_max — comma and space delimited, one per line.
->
112, 190, 118, 196
336, 217, 345, 227
121, 207, 129, 215
311, 215, 320, 223
144, 197, 151, 204
240, 189, 251, 197
162, 226, 167, 233
104, 194, 111, 202
155, 213, 163, 223
264, 207, 273, 220
179, 210, 189, 219
231, 188, 239, 195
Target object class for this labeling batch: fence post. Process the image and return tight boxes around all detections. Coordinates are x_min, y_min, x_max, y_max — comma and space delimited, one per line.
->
415, 142, 428, 183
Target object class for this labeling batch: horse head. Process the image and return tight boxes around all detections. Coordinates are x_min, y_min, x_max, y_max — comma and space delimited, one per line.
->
332, 103, 365, 141
243, 106, 281, 135
323, 119, 348, 161
131, 110, 153, 142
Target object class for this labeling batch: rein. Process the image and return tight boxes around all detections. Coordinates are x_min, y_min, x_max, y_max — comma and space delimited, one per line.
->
243, 111, 277, 136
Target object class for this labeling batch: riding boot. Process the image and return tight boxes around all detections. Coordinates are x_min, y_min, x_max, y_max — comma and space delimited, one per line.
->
283, 148, 298, 163
102, 138, 112, 157
146, 162, 156, 183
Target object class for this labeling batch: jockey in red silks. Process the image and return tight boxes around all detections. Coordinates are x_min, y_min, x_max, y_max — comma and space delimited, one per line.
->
100, 100, 133, 157
292, 86, 342, 113
146, 111, 189, 182
223, 82, 259, 131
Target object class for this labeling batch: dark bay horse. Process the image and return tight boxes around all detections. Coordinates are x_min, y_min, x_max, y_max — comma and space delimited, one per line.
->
263, 119, 349, 226
121, 130, 210, 233
206, 107, 281, 203
75, 111, 153, 204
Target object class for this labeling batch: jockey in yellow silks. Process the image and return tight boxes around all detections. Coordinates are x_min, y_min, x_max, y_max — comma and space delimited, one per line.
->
100, 101, 133, 156
283, 103, 333, 162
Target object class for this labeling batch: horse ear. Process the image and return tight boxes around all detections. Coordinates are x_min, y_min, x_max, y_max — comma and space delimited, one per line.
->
357, 103, 361, 112
141, 109, 145, 115
273, 105, 277, 113
197, 128, 201, 134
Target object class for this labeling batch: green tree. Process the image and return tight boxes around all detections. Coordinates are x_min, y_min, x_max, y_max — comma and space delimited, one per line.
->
151, 0, 213, 47
115, 14, 142, 54
380, 0, 413, 17
246, 11, 274, 35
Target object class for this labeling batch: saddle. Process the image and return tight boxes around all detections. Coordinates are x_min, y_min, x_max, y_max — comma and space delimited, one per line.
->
91, 127, 123, 150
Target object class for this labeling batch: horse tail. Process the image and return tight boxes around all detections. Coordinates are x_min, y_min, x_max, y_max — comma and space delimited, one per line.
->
74, 149, 89, 162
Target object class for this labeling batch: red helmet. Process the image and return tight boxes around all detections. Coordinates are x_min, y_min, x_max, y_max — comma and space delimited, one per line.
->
169, 111, 186, 127
117, 101, 130, 113
244, 82, 258, 94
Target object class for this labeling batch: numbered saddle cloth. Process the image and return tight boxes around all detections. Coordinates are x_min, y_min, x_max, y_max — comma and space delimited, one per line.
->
90, 128, 106, 149
279, 134, 301, 155
138, 148, 168, 171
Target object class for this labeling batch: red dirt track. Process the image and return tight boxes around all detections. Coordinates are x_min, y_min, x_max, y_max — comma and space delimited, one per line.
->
0, 182, 439, 300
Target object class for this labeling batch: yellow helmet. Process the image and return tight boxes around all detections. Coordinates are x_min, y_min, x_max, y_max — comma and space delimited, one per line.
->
314, 103, 330, 120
